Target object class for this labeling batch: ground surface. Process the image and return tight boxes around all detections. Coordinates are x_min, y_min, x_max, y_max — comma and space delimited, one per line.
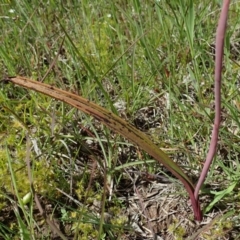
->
0, 1, 240, 239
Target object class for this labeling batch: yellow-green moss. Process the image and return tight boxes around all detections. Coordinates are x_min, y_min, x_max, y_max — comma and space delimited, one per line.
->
0, 129, 66, 210
110, 214, 128, 231
75, 222, 98, 240
168, 218, 186, 240
201, 217, 234, 239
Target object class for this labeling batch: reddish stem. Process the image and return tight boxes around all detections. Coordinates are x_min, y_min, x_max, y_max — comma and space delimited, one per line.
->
194, 0, 231, 200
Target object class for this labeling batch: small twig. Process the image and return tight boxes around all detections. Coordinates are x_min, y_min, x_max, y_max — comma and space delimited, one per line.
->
56, 187, 83, 206
128, 170, 175, 183
41, 37, 65, 82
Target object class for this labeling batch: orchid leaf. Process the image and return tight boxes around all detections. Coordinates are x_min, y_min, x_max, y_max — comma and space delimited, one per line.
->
4, 76, 203, 220
6, 76, 192, 184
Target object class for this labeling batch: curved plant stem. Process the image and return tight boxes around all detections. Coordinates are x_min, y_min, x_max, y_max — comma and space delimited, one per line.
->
194, 0, 231, 200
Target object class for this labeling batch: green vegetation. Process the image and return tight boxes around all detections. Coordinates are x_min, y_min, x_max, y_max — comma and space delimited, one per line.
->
0, 0, 240, 239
